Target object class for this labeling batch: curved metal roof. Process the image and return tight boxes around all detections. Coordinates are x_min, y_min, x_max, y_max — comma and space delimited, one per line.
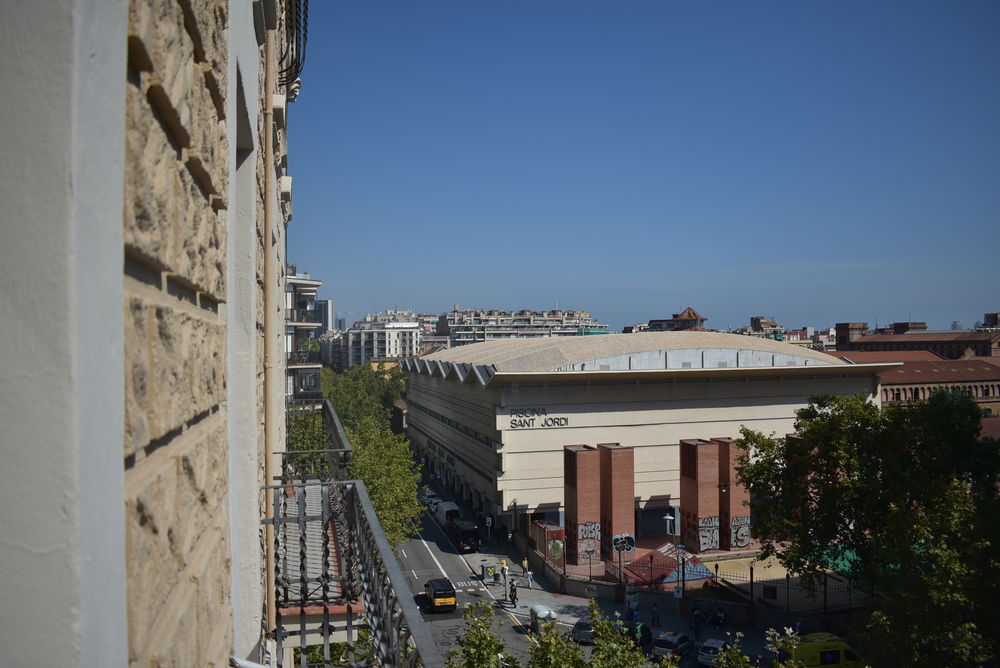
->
419, 332, 843, 372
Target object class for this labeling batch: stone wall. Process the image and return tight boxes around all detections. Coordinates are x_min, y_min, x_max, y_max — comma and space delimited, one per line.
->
124, 1, 233, 665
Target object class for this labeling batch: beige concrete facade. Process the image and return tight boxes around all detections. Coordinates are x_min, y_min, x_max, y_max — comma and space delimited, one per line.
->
1, 1, 302, 666
403, 334, 886, 536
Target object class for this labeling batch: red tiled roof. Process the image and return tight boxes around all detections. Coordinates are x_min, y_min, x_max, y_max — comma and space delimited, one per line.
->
880, 360, 1000, 385
825, 350, 942, 363
673, 306, 706, 321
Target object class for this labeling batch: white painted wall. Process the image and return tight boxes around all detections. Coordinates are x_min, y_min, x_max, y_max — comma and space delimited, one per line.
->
0, 1, 128, 665
227, 2, 265, 659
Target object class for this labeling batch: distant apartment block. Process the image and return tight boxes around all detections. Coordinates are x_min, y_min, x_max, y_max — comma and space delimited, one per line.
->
286, 267, 324, 401
314, 298, 335, 336
836, 318, 1000, 359
437, 306, 609, 346
347, 309, 423, 366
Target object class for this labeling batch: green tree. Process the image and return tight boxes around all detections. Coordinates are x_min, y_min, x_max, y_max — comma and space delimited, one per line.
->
447, 601, 518, 668
585, 599, 650, 668
323, 363, 405, 428
737, 391, 1000, 667
345, 414, 423, 548
526, 621, 586, 668
298, 336, 320, 352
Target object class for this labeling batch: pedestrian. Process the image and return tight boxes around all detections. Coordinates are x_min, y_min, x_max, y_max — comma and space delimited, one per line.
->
651, 602, 660, 627
526, 569, 534, 589
631, 606, 639, 623
522, 557, 529, 576
509, 581, 518, 607
795, 618, 803, 635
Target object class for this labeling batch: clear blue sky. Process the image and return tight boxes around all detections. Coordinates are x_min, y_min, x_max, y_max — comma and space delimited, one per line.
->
287, 1, 1000, 332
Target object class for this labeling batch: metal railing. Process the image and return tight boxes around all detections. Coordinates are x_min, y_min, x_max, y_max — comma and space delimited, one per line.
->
288, 350, 322, 365
288, 309, 324, 324
270, 401, 441, 668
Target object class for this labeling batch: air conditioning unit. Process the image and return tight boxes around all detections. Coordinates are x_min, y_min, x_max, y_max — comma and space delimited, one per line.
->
279, 175, 292, 201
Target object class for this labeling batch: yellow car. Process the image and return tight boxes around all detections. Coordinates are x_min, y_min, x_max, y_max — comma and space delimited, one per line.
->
424, 578, 457, 612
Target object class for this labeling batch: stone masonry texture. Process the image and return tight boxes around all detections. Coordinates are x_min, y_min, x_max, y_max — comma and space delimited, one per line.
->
124, 0, 233, 665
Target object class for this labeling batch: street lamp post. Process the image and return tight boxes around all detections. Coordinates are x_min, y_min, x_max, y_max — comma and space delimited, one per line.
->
676, 543, 686, 618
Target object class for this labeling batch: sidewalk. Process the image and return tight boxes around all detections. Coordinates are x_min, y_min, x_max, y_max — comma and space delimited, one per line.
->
421, 480, 772, 658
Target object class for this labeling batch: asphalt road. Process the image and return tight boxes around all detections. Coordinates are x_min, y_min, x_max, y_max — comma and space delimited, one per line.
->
398, 510, 532, 663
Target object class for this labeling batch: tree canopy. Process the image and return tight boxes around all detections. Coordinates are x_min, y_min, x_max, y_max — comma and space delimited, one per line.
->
737, 390, 1000, 667
323, 364, 421, 548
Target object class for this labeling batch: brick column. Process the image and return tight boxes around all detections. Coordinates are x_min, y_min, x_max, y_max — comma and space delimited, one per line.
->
712, 437, 751, 550
679, 439, 720, 553
598, 443, 635, 560
564, 445, 602, 565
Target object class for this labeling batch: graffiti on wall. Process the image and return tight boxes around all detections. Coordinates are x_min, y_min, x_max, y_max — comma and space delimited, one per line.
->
730, 515, 751, 548
698, 515, 720, 551
576, 521, 601, 557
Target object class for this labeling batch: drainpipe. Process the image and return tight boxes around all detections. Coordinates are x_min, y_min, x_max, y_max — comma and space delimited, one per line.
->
263, 23, 278, 643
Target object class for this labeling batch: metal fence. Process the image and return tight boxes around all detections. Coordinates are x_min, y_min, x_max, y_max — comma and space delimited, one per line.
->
268, 400, 442, 668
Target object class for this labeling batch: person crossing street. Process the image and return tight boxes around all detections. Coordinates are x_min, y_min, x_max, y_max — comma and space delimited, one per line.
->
509, 581, 518, 608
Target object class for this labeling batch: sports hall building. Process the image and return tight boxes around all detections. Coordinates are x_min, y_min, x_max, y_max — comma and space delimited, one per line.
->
400, 332, 889, 553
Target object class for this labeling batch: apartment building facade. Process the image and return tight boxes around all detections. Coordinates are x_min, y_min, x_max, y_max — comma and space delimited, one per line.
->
346, 309, 423, 367
286, 268, 324, 401
0, 1, 306, 665
438, 307, 609, 346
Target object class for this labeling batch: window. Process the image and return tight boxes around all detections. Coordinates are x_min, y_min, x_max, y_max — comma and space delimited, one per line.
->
820, 650, 840, 664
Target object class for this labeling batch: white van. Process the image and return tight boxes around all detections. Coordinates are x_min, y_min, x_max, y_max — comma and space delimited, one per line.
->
434, 501, 461, 527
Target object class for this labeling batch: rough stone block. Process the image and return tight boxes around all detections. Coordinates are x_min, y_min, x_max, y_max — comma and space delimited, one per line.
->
148, 304, 224, 439
173, 165, 226, 299
124, 82, 180, 272
136, 579, 201, 667
125, 455, 180, 658
124, 296, 152, 456
191, 526, 233, 665
169, 422, 227, 565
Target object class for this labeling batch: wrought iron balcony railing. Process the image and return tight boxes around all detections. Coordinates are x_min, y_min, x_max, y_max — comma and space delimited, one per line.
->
272, 401, 441, 667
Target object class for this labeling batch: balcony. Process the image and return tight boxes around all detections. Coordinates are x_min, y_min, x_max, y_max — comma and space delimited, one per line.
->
271, 401, 441, 667
288, 350, 322, 366
288, 309, 324, 326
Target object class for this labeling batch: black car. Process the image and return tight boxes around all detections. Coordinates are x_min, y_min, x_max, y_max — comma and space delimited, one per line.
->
571, 618, 595, 644
448, 519, 482, 553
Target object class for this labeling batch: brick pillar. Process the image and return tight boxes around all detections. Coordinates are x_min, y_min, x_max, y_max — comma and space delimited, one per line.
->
598, 443, 635, 560
564, 445, 601, 565
679, 439, 720, 553
711, 437, 751, 550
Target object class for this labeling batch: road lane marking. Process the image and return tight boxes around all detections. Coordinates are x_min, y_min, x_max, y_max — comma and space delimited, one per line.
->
401, 548, 407, 559
418, 533, 448, 578
412, 570, 417, 580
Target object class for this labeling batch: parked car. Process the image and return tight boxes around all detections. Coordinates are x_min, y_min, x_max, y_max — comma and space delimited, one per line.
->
697, 638, 731, 666
653, 631, 694, 661
419, 488, 440, 506
571, 618, 594, 644
423, 578, 457, 612
448, 519, 482, 553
